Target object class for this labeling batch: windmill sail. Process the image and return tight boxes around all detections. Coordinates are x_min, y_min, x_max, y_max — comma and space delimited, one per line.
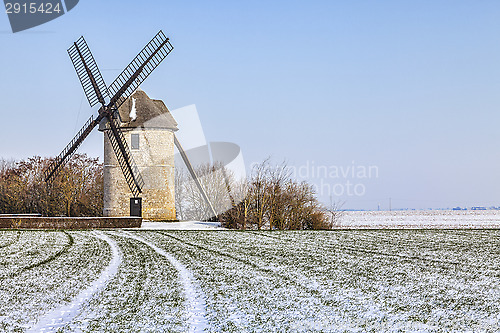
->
108, 30, 173, 109
68, 37, 108, 107
105, 116, 145, 198
44, 115, 98, 182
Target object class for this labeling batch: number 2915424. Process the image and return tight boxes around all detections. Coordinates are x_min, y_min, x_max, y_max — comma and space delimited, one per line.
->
5, 2, 62, 14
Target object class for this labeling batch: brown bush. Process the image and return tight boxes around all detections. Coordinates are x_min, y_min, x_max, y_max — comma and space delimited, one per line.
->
0, 154, 103, 217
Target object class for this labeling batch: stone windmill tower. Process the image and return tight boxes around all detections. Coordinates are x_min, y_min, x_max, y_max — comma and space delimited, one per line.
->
99, 89, 178, 221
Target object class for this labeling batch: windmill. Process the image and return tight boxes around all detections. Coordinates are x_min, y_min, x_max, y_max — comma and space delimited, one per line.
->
44, 31, 174, 214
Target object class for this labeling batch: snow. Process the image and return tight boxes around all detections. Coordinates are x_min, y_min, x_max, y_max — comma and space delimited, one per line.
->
120, 231, 208, 333
140, 220, 224, 230
66, 231, 187, 331
139, 229, 500, 331
129, 97, 137, 121
339, 210, 500, 228
0, 231, 112, 332
139, 210, 500, 231
27, 231, 121, 332
0, 229, 498, 331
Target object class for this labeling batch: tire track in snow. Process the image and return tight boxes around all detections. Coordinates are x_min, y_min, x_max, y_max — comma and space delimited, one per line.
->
0, 231, 20, 249
259, 231, 500, 273
0, 231, 74, 280
27, 231, 121, 333
119, 231, 208, 333
158, 231, 324, 294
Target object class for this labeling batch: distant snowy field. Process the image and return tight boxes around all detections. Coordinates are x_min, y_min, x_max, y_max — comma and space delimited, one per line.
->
140, 220, 224, 230
340, 210, 500, 228
0, 229, 499, 332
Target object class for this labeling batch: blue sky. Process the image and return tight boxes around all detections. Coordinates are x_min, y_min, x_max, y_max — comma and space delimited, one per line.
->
1, 1, 500, 210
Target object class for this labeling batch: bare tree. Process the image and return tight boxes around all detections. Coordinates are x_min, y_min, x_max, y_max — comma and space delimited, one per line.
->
176, 162, 235, 221
0, 154, 103, 217
248, 159, 271, 230
266, 160, 291, 230
219, 178, 249, 229
327, 197, 345, 228
174, 167, 188, 220
218, 158, 332, 230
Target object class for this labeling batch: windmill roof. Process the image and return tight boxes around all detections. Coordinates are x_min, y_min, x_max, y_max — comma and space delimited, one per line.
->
99, 89, 178, 131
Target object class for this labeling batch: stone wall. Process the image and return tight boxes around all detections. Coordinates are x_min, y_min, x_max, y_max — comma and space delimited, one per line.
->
0, 217, 142, 229
103, 128, 176, 221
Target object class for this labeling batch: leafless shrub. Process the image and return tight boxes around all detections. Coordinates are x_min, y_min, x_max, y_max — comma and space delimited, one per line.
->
213, 159, 339, 230
326, 199, 345, 228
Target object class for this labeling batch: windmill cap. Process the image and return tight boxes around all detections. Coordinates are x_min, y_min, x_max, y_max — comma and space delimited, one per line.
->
99, 90, 178, 131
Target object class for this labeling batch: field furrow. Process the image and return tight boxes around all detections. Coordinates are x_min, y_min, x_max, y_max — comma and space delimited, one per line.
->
0, 231, 72, 278
0, 229, 498, 332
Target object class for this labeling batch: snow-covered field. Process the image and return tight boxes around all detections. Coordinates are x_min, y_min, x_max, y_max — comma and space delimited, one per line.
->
341, 210, 500, 228
0, 229, 499, 332
140, 220, 224, 230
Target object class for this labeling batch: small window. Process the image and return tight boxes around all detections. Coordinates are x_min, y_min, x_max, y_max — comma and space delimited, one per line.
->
131, 134, 140, 150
